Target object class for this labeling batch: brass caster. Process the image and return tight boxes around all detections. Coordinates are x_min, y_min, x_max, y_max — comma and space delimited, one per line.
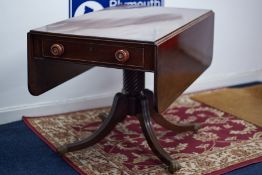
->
194, 123, 201, 132
98, 112, 108, 121
168, 160, 181, 173
57, 145, 68, 156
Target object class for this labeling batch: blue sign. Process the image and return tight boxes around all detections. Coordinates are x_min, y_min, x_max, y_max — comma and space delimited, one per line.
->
69, 0, 164, 17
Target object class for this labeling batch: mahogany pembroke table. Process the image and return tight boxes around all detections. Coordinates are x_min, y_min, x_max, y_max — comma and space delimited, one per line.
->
27, 7, 214, 173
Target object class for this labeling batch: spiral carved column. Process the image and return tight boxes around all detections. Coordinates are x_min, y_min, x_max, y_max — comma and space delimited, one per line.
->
122, 70, 145, 96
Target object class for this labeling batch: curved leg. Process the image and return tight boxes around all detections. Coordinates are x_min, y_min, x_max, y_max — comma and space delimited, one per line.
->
138, 95, 181, 173
152, 112, 200, 133
143, 89, 199, 133
57, 93, 128, 154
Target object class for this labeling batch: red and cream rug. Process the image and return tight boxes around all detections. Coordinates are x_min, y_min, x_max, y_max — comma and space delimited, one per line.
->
23, 94, 262, 175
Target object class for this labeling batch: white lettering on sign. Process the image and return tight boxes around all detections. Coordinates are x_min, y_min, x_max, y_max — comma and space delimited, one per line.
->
109, 0, 161, 7
70, 0, 163, 17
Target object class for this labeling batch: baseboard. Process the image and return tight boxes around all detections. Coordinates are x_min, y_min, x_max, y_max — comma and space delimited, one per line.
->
258, 70, 262, 81
0, 92, 115, 125
185, 69, 262, 93
1, 69, 261, 125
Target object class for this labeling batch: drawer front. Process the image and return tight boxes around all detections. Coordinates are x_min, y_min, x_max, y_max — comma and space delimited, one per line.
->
41, 38, 145, 68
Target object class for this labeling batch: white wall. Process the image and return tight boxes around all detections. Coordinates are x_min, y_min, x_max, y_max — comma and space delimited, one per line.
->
0, 0, 122, 124
0, 0, 262, 124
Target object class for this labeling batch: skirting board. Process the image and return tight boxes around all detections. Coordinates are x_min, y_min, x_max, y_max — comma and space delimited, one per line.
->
0, 92, 115, 125
185, 69, 262, 93
0, 69, 261, 125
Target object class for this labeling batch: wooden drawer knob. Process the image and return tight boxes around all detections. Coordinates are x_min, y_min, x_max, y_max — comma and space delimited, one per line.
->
115, 49, 129, 63
50, 44, 64, 56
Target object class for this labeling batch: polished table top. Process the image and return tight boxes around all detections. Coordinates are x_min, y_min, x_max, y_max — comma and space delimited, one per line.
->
34, 7, 210, 42
28, 7, 214, 112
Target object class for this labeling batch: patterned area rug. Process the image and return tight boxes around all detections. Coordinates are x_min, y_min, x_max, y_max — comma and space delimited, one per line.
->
23, 94, 262, 175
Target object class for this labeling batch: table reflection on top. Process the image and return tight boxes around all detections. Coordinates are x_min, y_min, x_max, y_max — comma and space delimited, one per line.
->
33, 7, 209, 42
